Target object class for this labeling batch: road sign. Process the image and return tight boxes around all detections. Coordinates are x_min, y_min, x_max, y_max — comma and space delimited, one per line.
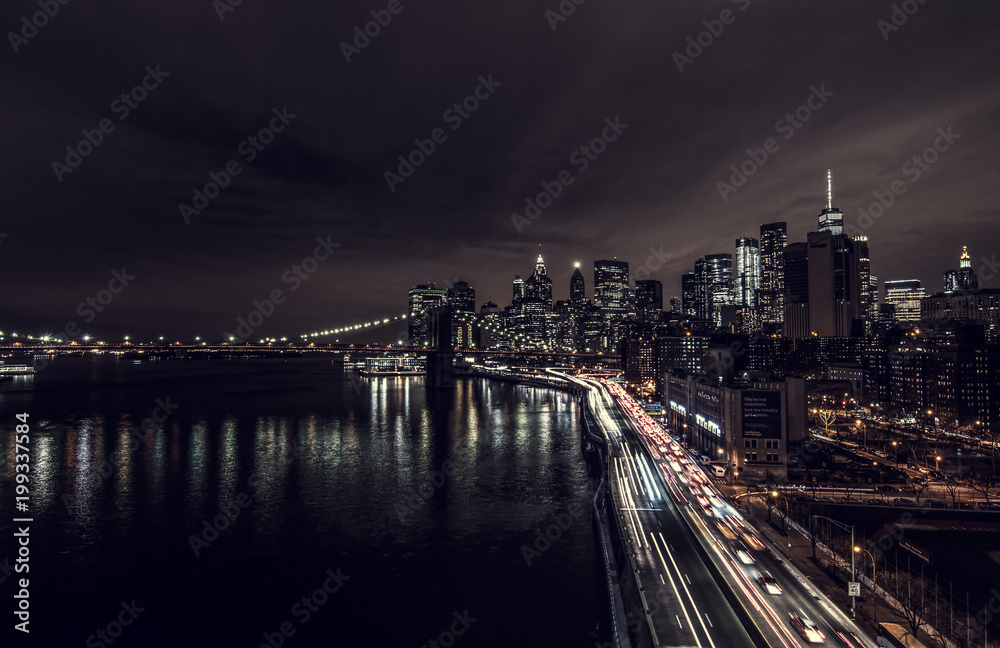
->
848, 581, 860, 597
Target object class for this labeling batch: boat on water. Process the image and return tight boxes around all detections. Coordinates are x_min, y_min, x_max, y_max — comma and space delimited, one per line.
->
359, 366, 424, 376
0, 362, 35, 375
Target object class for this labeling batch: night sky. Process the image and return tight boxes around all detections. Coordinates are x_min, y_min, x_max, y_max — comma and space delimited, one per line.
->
2, 0, 999, 342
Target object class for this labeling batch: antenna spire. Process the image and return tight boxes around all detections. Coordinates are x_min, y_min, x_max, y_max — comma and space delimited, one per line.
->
826, 169, 832, 209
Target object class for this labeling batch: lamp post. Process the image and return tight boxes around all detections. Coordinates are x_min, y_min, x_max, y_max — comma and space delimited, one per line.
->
771, 490, 790, 537
815, 515, 856, 619
854, 546, 877, 622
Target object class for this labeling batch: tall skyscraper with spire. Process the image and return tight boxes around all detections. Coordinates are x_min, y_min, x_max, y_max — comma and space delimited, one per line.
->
570, 263, 586, 304
787, 171, 865, 338
817, 169, 844, 236
944, 246, 980, 293
525, 253, 553, 307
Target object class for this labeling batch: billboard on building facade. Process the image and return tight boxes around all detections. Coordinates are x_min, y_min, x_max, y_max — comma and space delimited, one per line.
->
742, 390, 781, 438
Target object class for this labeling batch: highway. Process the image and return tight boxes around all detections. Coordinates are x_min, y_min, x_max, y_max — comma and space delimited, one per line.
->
563, 370, 879, 648
566, 373, 757, 648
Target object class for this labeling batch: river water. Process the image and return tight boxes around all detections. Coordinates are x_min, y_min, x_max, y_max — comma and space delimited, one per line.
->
0, 357, 609, 647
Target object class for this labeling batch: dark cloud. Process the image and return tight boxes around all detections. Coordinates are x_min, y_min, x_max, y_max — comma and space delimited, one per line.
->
1, 0, 998, 341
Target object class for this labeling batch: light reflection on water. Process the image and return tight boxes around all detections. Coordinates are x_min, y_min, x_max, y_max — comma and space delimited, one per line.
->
0, 358, 608, 646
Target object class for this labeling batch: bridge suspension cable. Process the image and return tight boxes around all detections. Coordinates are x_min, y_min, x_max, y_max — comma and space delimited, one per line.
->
299, 313, 409, 340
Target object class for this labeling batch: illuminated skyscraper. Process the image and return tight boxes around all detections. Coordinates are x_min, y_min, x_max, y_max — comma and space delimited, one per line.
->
512, 275, 525, 304
635, 279, 663, 324
570, 264, 586, 304
525, 254, 553, 308
595, 259, 630, 350
703, 253, 733, 327
885, 280, 924, 322
594, 259, 630, 318
758, 221, 787, 326
681, 273, 698, 318
734, 237, 760, 308
854, 236, 872, 335
943, 246, 979, 293
408, 284, 448, 346
817, 169, 844, 236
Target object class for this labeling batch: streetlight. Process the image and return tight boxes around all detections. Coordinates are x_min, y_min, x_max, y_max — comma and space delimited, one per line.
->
854, 546, 877, 622
814, 515, 856, 619
935, 455, 941, 474
771, 490, 790, 537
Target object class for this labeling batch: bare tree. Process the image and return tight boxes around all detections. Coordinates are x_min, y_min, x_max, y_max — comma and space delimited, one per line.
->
942, 480, 962, 507
966, 473, 996, 507
841, 479, 860, 502
910, 478, 930, 506
818, 410, 837, 436
881, 565, 938, 640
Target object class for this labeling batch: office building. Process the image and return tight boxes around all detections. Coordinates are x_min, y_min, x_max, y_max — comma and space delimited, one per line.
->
943, 246, 980, 294
595, 259, 631, 350
665, 372, 807, 482
408, 284, 448, 347
884, 280, 924, 322
635, 279, 663, 323
817, 169, 844, 236
702, 253, 733, 327
758, 221, 787, 326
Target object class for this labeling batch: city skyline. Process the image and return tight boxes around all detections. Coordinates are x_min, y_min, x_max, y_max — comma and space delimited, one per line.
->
2, 2, 999, 339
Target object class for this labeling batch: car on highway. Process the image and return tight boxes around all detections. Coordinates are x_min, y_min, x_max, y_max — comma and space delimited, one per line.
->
736, 549, 755, 564
977, 502, 1000, 511
923, 499, 945, 508
790, 612, 825, 644
757, 573, 782, 595
892, 497, 914, 506
954, 502, 973, 510
867, 498, 883, 505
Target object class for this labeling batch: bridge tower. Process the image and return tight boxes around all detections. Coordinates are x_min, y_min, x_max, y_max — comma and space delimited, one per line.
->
425, 307, 454, 389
